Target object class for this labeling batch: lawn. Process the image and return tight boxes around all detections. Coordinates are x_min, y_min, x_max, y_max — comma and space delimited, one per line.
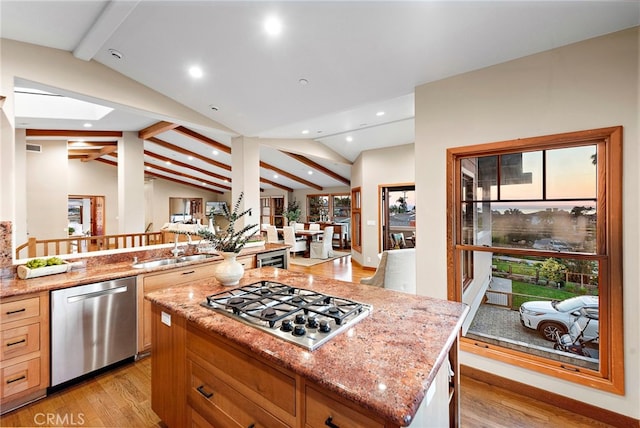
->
511, 280, 577, 309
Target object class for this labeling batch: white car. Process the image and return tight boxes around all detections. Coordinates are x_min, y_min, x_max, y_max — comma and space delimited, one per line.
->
519, 295, 599, 341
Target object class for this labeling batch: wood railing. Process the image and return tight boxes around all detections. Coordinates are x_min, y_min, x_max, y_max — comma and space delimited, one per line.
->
15, 232, 166, 259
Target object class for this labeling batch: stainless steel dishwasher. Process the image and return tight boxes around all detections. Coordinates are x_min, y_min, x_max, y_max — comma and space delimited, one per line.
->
51, 276, 137, 387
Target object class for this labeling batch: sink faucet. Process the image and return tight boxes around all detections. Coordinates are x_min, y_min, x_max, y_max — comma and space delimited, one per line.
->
171, 234, 185, 257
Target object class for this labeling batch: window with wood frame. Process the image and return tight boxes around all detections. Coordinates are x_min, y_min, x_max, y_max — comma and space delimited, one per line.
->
447, 127, 624, 394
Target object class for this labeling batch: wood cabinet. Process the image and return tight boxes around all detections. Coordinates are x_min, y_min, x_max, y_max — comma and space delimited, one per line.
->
261, 196, 285, 227
138, 262, 220, 354
151, 306, 397, 428
0, 292, 49, 414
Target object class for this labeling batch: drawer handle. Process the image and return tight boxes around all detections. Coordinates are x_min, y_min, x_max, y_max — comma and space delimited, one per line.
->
7, 338, 26, 347
6, 375, 26, 384
182, 270, 196, 275
247, 425, 255, 428
325, 416, 340, 428
6, 308, 26, 315
196, 385, 213, 398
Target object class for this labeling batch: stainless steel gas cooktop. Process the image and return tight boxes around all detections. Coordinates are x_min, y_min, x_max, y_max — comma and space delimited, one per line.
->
201, 281, 372, 351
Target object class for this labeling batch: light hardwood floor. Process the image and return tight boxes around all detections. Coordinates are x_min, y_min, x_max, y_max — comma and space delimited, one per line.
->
0, 255, 617, 427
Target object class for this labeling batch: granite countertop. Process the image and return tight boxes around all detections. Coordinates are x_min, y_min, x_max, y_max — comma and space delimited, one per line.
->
0, 244, 288, 298
145, 267, 469, 426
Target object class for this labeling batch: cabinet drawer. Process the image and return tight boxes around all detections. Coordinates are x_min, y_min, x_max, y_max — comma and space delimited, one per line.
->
188, 360, 288, 428
188, 326, 296, 416
1, 323, 40, 360
144, 263, 217, 289
305, 385, 384, 428
1, 358, 40, 399
0, 297, 40, 325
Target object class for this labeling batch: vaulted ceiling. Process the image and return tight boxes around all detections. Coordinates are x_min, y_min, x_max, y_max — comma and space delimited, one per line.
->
3, 1, 638, 193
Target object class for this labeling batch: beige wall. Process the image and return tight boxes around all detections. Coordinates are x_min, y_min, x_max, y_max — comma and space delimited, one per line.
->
415, 27, 639, 418
352, 143, 415, 267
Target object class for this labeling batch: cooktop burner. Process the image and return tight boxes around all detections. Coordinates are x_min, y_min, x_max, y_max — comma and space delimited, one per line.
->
201, 281, 372, 350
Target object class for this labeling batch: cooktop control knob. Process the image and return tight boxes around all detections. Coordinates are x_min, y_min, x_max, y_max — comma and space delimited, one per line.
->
293, 325, 306, 336
294, 313, 306, 324
319, 320, 331, 333
307, 317, 319, 329
280, 319, 293, 332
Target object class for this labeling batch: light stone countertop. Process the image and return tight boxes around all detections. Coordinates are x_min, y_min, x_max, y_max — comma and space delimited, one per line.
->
145, 267, 469, 426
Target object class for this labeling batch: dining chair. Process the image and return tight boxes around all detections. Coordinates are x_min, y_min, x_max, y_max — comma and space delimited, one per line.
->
310, 227, 334, 259
360, 249, 416, 294
283, 226, 307, 257
266, 225, 283, 244
308, 223, 321, 231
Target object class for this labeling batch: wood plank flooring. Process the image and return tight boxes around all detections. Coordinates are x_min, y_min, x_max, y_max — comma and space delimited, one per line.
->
0, 255, 617, 427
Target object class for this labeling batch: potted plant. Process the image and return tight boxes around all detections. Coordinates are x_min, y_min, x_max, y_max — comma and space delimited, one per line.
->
283, 199, 302, 228
198, 192, 258, 285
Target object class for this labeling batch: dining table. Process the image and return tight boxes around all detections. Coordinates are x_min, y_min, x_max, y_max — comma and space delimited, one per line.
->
267, 228, 323, 257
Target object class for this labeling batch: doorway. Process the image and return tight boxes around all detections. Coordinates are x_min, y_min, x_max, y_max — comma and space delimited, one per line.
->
380, 184, 415, 251
68, 195, 105, 236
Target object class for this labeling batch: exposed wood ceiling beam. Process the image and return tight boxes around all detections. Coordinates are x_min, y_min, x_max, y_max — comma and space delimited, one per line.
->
173, 126, 231, 154
259, 161, 322, 191
144, 150, 231, 183
145, 171, 223, 194
281, 151, 350, 186
260, 177, 293, 192
96, 157, 223, 194
138, 121, 179, 140
26, 129, 122, 138
144, 162, 231, 192
82, 145, 118, 162
147, 136, 232, 171
68, 141, 117, 147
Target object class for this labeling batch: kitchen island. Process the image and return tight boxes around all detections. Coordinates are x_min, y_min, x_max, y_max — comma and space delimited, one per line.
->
146, 268, 468, 427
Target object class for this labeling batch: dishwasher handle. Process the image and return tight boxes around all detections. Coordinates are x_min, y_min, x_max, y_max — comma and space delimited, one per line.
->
66, 285, 129, 303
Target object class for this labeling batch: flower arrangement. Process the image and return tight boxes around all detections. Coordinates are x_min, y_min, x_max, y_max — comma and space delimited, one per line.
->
197, 192, 258, 253
283, 199, 302, 224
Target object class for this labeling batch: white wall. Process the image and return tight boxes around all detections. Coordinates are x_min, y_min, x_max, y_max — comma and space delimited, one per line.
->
26, 140, 68, 240
352, 143, 415, 267
415, 27, 639, 419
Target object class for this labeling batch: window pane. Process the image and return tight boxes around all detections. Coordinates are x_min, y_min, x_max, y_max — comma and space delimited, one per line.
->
463, 253, 599, 371
332, 195, 351, 222
465, 201, 596, 253
476, 155, 497, 200
500, 151, 542, 200
546, 146, 597, 199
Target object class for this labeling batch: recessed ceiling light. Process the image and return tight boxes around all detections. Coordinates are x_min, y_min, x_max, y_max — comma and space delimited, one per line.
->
189, 66, 203, 78
273, 174, 278, 179
376, 111, 385, 117
165, 161, 171, 165
302, 130, 309, 135
346, 136, 353, 142
212, 150, 219, 156
264, 15, 282, 36
308, 170, 313, 175
146, 166, 151, 170
202, 182, 207, 186
83, 123, 92, 128
188, 156, 193, 161
298, 78, 309, 86
108, 48, 123, 60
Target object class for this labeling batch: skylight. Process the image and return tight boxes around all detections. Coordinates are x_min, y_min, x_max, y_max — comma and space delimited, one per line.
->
14, 87, 113, 121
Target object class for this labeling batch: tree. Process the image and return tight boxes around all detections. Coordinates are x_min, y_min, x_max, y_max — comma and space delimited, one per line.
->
540, 258, 567, 287
396, 196, 408, 213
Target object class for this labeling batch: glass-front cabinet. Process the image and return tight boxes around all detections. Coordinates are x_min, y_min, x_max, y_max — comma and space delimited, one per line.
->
260, 196, 284, 227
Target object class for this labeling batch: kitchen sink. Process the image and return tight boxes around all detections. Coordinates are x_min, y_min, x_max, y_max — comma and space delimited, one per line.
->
132, 254, 215, 269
